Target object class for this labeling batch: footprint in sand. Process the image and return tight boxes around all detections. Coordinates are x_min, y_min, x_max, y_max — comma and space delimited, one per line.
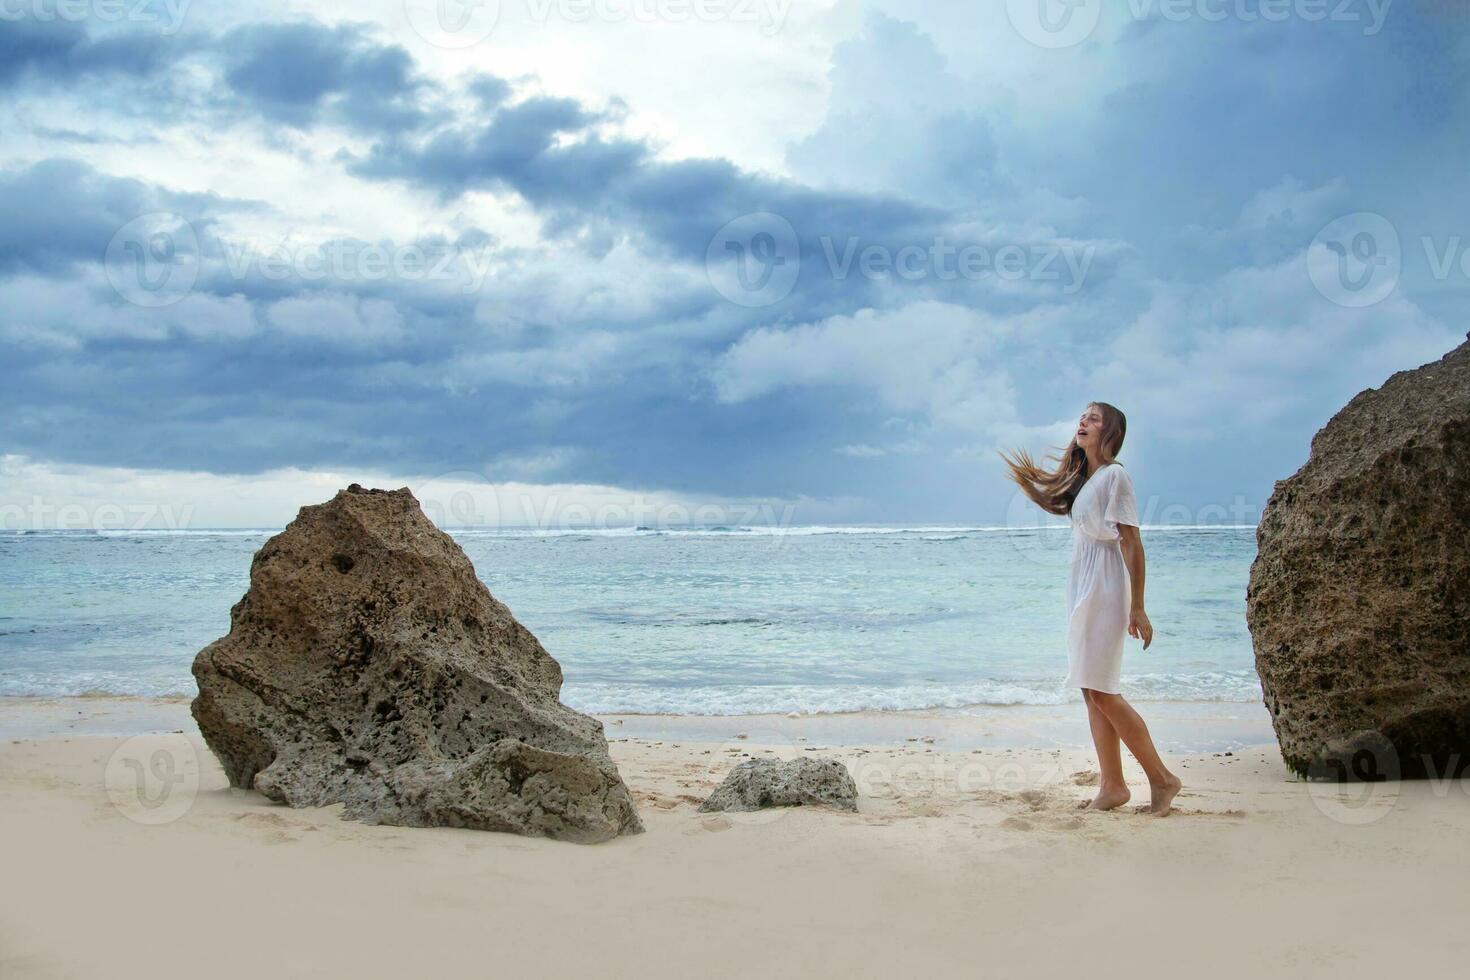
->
234, 811, 296, 830
1131, 803, 1180, 816
1014, 789, 1048, 809
1172, 807, 1248, 819
233, 814, 300, 844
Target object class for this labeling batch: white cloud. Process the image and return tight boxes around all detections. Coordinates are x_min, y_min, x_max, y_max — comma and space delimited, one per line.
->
0, 453, 860, 530
470, 236, 710, 332
439, 329, 626, 390
1237, 176, 1349, 233
323, 0, 847, 177
266, 293, 406, 346
712, 299, 1031, 439
0, 274, 257, 343
1090, 252, 1462, 444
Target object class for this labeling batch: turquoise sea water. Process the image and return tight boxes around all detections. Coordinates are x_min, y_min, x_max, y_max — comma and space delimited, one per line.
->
0, 525, 1262, 714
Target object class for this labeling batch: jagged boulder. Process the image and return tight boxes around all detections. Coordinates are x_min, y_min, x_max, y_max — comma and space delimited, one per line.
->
1247, 336, 1470, 779
191, 484, 643, 843
698, 756, 859, 812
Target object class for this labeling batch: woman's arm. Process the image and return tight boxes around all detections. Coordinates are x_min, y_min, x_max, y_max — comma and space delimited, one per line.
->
1118, 524, 1153, 649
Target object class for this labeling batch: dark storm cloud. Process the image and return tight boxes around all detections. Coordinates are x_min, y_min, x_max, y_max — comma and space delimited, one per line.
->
4, 6, 1470, 523
346, 93, 949, 301
2, 16, 431, 135
0, 159, 265, 277
217, 21, 429, 134
0, 18, 173, 88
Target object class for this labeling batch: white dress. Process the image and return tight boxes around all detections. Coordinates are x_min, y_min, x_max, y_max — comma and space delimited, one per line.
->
1065, 463, 1141, 694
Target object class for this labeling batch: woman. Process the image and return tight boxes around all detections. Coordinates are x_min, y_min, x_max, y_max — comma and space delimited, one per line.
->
1002, 402, 1181, 815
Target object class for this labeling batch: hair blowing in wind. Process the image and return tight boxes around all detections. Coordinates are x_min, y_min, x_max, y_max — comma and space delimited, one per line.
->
1001, 402, 1128, 517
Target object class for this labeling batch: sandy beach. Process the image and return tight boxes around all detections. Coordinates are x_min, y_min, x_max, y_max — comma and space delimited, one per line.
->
6, 1, 1469, 976
3, 696, 1466, 979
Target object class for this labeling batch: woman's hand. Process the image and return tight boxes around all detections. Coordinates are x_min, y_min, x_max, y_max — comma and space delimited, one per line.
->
1128, 607, 1153, 649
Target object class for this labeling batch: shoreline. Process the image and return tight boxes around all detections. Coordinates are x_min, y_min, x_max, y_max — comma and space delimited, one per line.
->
0, 694, 1275, 751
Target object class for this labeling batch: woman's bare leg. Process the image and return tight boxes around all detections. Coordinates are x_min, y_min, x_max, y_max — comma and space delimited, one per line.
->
1089, 691, 1182, 814
1082, 689, 1130, 810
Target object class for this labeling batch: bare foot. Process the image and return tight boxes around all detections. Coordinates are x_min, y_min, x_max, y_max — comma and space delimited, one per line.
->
1148, 773, 1182, 815
1084, 785, 1131, 811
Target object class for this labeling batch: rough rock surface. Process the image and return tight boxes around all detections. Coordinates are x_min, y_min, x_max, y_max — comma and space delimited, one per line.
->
1247, 336, 1470, 779
698, 757, 859, 812
191, 485, 643, 843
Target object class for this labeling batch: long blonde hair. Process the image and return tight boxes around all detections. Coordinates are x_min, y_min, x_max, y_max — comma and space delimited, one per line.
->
1000, 402, 1127, 516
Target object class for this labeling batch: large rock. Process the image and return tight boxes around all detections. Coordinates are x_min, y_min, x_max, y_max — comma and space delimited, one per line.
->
698, 756, 859, 812
1247, 336, 1470, 779
191, 485, 643, 843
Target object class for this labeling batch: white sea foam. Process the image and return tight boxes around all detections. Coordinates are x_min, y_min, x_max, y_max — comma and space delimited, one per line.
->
0, 671, 195, 699
1, 671, 1264, 712
562, 672, 1263, 716
1, 524, 1255, 539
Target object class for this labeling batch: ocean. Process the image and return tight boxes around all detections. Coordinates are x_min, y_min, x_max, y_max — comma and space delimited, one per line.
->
0, 524, 1263, 714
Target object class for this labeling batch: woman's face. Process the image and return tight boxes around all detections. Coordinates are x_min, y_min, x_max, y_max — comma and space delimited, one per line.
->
1076, 405, 1105, 451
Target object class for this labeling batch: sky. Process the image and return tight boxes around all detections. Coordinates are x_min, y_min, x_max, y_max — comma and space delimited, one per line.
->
2, 0, 1468, 529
